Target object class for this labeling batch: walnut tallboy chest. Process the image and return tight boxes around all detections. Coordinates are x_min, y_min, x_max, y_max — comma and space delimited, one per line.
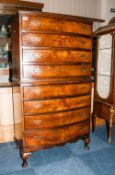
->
11, 11, 103, 167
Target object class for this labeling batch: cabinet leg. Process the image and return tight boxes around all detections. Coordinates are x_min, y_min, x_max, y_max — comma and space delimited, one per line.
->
92, 113, 96, 132
84, 137, 90, 150
19, 141, 31, 168
22, 158, 28, 168
108, 127, 112, 143
106, 120, 109, 137
108, 106, 114, 143
108, 118, 112, 143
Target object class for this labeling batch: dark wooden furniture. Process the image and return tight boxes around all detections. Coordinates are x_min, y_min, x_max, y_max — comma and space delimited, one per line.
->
92, 17, 115, 143
11, 11, 104, 167
0, 0, 43, 15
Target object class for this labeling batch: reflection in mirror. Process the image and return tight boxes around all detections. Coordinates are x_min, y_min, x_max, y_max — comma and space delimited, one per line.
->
96, 34, 112, 99
99, 34, 112, 49
98, 49, 112, 75
97, 75, 111, 99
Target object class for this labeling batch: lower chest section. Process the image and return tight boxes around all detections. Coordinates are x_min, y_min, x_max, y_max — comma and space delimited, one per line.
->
21, 82, 91, 151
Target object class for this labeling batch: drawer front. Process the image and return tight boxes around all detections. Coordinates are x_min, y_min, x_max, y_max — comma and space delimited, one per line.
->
24, 95, 91, 115
21, 15, 92, 35
22, 33, 91, 49
23, 64, 91, 79
22, 50, 92, 64
25, 107, 90, 130
23, 83, 91, 100
24, 120, 89, 149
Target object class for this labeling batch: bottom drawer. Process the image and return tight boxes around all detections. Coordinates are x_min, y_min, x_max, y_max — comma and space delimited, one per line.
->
24, 120, 89, 151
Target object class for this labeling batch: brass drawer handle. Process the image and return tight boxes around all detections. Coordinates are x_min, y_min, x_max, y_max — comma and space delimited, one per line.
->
80, 53, 85, 58
80, 112, 86, 117
34, 136, 42, 140
32, 53, 38, 58
80, 86, 85, 90
81, 68, 86, 73
79, 99, 83, 103
81, 25, 87, 30
33, 120, 41, 124
33, 69, 39, 73
31, 37, 38, 42
33, 89, 40, 94
33, 104, 40, 109
32, 21, 40, 26
80, 41, 86, 45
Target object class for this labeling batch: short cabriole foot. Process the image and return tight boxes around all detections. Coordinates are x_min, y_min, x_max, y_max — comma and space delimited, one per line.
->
22, 158, 28, 168
19, 141, 31, 168
84, 137, 90, 150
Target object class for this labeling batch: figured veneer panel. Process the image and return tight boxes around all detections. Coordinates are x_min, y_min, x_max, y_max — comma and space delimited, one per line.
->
24, 107, 90, 130
24, 95, 91, 115
23, 83, 91, 100
11, 11, 99, 165
22, 50, 92, 63
22, 33, 91, 49
24, 120, 89, 150
21, 14, 92, 35
23, 64, 91, 79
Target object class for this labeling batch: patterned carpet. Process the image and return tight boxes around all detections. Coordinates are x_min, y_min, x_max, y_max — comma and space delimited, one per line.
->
0, 126, 115, 175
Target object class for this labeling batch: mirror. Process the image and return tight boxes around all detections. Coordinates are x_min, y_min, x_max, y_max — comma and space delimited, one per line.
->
96, 34, 112, 99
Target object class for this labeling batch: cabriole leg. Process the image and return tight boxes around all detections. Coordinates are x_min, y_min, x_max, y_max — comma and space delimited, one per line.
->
92, 113, 96, 132
19, 142, 31, 167
84, 137, 90, 150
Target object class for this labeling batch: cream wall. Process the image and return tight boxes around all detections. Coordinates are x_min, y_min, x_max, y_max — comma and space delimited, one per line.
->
22, 0, 101, 18
0, 88, 21, 142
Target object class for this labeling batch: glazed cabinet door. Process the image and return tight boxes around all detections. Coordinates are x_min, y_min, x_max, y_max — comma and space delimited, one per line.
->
96, 34, 113, 99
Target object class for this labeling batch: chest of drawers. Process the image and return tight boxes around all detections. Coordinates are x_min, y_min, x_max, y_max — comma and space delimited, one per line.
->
11, 11, 102, 167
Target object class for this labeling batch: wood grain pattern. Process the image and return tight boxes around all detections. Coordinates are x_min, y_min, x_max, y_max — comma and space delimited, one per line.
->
24, 120, 89, 151
24, 95, 91, 115
23, 64, 91, 79
24, 107, 90, 130
93, 100, 114, 120
22, 33, 91, 49
23, 83, 91, 100
0, 0, 44, 15
22, 49, 92, 64
21, 14, 91, 35
10, 11, 95, 166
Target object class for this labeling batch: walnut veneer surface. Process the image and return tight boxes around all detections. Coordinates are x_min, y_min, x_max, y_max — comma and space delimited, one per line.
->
11, 11, 103, 167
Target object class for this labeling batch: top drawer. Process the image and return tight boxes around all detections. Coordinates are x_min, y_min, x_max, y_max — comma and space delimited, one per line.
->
21, 14, 92, 36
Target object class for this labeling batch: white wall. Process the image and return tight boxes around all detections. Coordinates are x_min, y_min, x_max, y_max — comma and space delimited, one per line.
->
41, 0, 99, 18
22, 0, 101, 18
106, 0, 115, 24
95, 0, 115, 25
